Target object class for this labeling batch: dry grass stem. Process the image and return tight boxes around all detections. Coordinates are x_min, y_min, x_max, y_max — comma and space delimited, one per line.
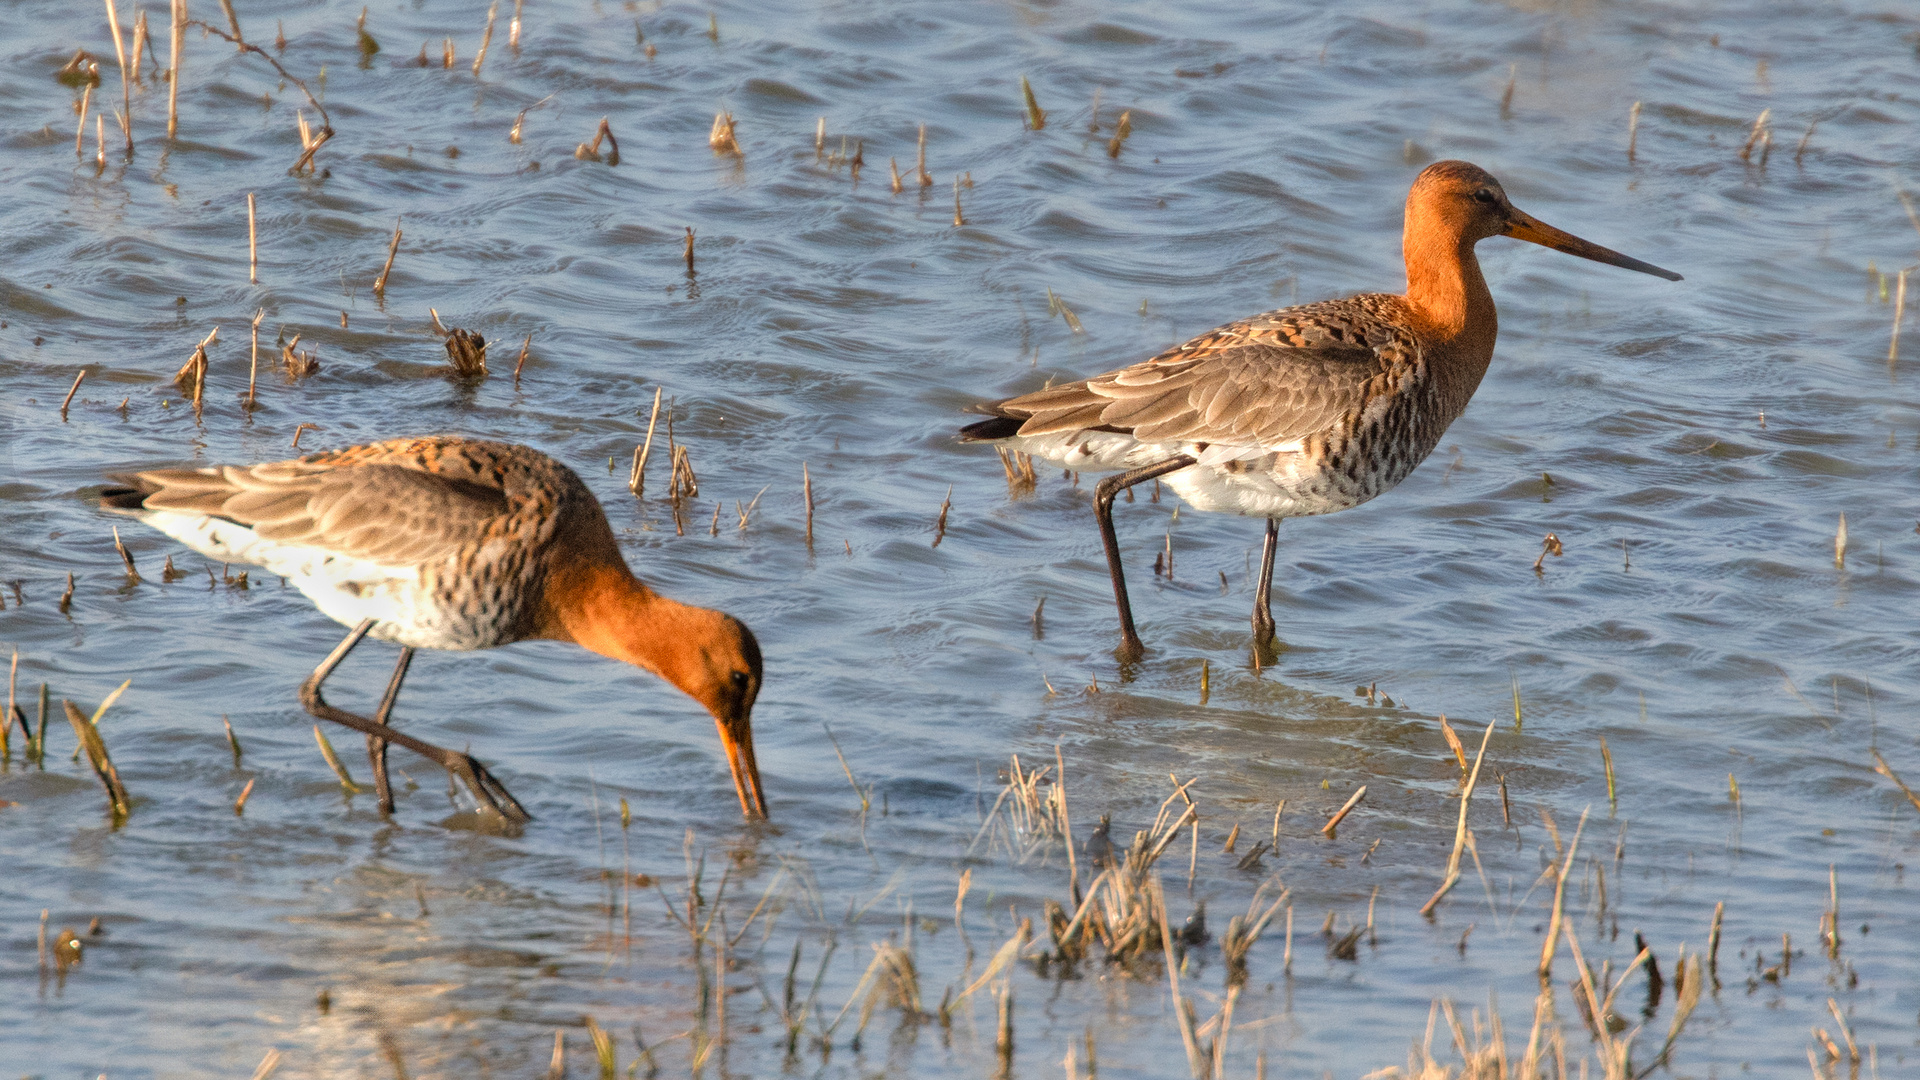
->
1537, 807, 1588, 977
916, 123, 932, 186
1870, 749, 1920, 814
889, 157, 902, 193
802, 462, 814, 547
1627, 100, 1641, 161
953, 175, 964, 226
1739, 108, 1771, 161
313, 723, 362, 791
630, 387, 663, 497
472, 2, 497, 76
167, 0, 183, 136
233, 776, 255, 814
76, 82, 94, 158
61, 370, 87, 421
373, 217, 402, 295
104, 0, 133, 152
1107, 110, 1131, 158
1322, 785, 1366, 836
1421, 720, 1496, 916
684, 227, 695, 272
246, 192, 258, 283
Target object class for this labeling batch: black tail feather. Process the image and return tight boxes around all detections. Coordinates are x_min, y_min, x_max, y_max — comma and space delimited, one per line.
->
958, 415, 1025, 442
99, 476, 155, 511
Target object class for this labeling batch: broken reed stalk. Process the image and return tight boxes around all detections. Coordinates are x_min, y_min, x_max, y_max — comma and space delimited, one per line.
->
1107, 110, 1131, 158
1627, 100, 1641, 162
223, 714, 243, 763
1420, 719, 1496, 916
684, 227, 695, 272
889, 157, 902, 193
167, 0, 183, 137
1835, 512, 1848, 568
629, 387, 663, 497
233, 776, 255, 814
953, 175, 964, 226
513, 333, 531, 382
915, 123, 932, 186
802, 462, 814, 548
246, 192, 257, 283
372, 217, 401, 295
932, 486, 951, 547
1321, 785, 1365, 836
708, 111, 738, 155
65, 700, 131, 817
471, 2, 497, 76
1020, 76, 1045, 130
105, 0, 133, 153
111, 526, 141, 582
61, 369, 87, 420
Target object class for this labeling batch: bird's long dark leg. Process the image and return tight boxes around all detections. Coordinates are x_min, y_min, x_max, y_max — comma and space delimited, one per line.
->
366, 646, 414, 817
301, 621, 529, 824
1093, 455, 1197, 661
1252, 518, 1281, 646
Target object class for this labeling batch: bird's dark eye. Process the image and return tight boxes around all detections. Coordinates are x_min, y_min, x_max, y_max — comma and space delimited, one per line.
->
1472, 188, 1498, 205
730, 671, 751, 691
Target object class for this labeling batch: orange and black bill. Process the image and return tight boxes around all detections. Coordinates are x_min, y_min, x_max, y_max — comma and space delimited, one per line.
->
714, 711, 768, 819
1504, 208, 1682, 282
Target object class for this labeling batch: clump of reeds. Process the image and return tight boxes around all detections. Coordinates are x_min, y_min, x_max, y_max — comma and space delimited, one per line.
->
442, 327, 488, 378
173, 326, 218, 410
995, 446, 1036, 494
280, 334, 319, 379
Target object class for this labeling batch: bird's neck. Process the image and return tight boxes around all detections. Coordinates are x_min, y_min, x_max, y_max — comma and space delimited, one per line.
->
543, 562, 706, 689
1402, 218, 1499, 414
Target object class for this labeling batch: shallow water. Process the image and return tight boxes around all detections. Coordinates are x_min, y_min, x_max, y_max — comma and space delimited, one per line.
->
3, 0, 1920, 1076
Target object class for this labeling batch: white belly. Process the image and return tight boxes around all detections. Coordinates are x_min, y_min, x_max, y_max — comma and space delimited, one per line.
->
1000, 432, 1372, 519
134, 511, 481, 650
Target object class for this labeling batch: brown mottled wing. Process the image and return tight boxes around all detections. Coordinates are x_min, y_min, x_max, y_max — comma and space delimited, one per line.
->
119, 460, 509, 566
996, 341, 1397, 447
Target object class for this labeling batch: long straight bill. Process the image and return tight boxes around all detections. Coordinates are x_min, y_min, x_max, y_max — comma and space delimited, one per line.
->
1504, 208, 1682, 281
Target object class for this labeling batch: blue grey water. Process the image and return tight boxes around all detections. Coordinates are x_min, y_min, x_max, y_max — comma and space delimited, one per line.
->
2, 0, 1918, 1075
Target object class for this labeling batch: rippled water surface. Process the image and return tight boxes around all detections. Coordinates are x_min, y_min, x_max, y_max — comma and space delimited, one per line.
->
4, 0, 1920, 1075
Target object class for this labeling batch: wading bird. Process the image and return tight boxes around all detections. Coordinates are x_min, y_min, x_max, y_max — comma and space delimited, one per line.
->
962, 160, 1680, 660
103, 435, 767, 823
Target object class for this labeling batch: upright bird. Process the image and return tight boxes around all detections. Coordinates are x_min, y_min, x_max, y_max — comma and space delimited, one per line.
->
961, 161, 1680, 660
102, 435, 768, 823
